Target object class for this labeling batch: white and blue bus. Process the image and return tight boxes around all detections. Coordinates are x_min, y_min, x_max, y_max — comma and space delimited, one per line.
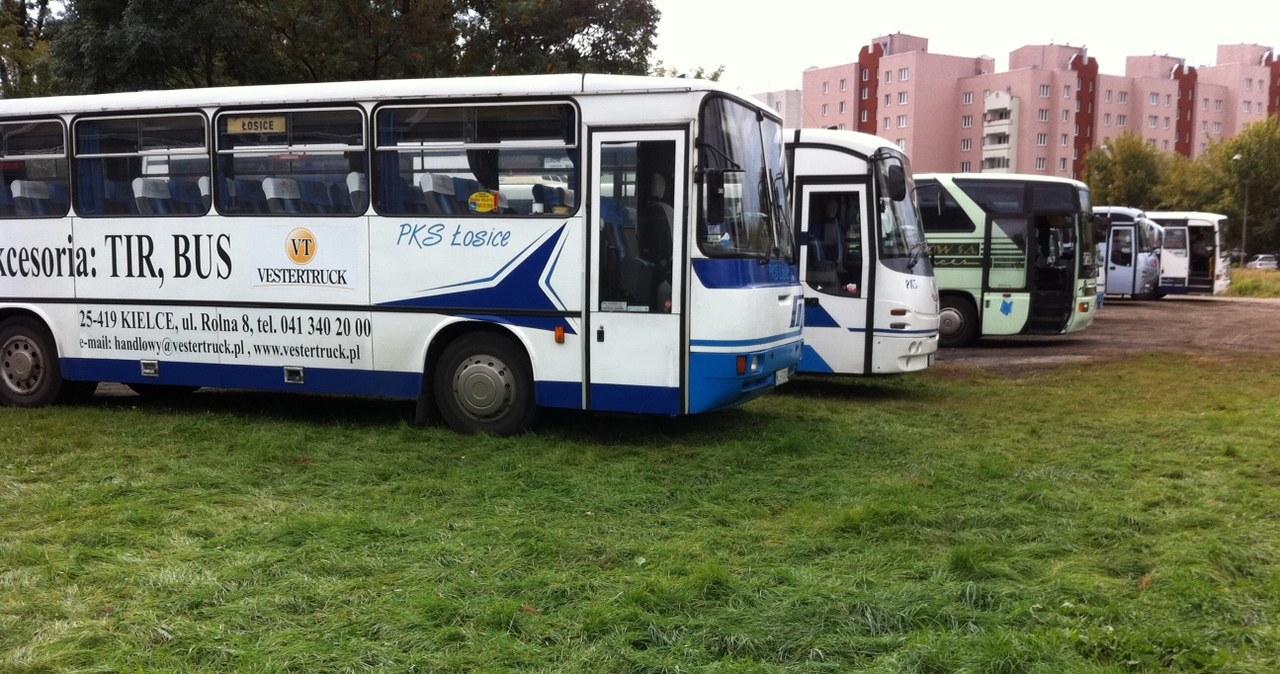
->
1092, 206, 1163, 300
785, 129, 938, 375
0, 74, 803, 434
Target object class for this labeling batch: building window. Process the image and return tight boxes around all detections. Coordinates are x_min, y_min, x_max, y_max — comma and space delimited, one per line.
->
1214, 122, 1222, 134
1147, 115, 1158, 128
1203, 97, 1209, 110
1062, 110, 1069, 122
839, 78, 847, 91
1036, 157, 1047, 171
861, 87, 869, 100
1118, 91, 1128, 104
897, 115, 908, 128
1244, 101, 1253, 113
962, 115, 973, 128
839, 101, 847, 113
1105, 90, 1113, 103
1165, 94, 1172, 106
1060, 158, 1068, 171
1036, 132, 1048, 146
899, 92, 909, 105
1061, 134, 1069, 146
861, 110, 868, 122
885, 70, 893, 83
899, 68, 909, 81
885, 94, 892, 106
963, 92, 974, 105
1164, 117, 1171, 129
1246, 78, 1254, 91
1118, 114, 1127, 127
1215, 99, 1223, 111
1104, 113, 1112, 126
822, 82, 830, 94
960, 161, 972, 173
896, 138, 907, 151
1150, 92, 1159, 105
1064, 85, 1072, 99
1040, 84, 1051, 98
1038, 109, 1049, 122
822, 104, 829, 116
961, 138, 972, 151
884, 117, 891, 130
861, 68, 870, 82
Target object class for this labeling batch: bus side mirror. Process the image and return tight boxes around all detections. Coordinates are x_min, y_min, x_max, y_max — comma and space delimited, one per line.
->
706, 170, 726, 224
886, 164, 907, 201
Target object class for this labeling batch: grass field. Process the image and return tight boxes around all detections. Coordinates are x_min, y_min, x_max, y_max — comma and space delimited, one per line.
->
1227, 268, 1280, 297
3, 353, 1279, 673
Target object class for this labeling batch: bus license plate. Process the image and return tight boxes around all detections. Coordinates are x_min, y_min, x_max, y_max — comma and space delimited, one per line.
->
776, 368, 790, 385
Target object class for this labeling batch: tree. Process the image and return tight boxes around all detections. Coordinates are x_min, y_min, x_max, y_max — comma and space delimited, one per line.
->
0, 0, 58, 98
1220, 119, 1280, 256
454, 0, 658, 76
243, 0, 458, 83
651, 60, 724, 81
49, 0, 273, 93
1082, 131, 1166, 208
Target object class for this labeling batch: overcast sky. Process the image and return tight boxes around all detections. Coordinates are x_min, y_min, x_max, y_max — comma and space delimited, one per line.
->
649, 0, 1277, 94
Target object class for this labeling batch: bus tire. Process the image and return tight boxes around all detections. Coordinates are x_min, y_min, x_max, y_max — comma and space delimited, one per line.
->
0, 317, 67, 408
433, 333, 535, 436
938, 295, 979, 348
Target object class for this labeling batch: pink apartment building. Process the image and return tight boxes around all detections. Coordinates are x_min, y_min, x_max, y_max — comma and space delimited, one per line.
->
796, 33, 1280, 177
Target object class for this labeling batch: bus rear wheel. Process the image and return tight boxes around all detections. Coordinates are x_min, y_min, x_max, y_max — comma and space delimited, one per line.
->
0, 317, 65, 408
434, 333, 535, 436
938, 295, 979, 348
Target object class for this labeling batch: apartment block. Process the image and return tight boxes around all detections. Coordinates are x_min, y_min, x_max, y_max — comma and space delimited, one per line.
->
799, 33, 1280, 177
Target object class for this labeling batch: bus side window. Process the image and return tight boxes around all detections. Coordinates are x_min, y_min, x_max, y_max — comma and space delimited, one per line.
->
0, 120, 70, 219
74, 114, 207, 217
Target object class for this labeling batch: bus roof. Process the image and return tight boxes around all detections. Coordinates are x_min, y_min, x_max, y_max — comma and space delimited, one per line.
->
786, 127, 899, 155
917, 172, 1088, 189
0, 74, 745, 118
1145, 211, 1227, 222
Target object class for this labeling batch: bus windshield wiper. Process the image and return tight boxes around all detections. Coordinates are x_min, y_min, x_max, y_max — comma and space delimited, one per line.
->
907, 241, 930, 270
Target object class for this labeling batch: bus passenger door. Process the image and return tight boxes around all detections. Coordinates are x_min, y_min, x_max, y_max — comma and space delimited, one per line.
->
796, 184, 869, 374
1106, 225, 1136, 295
587, 130, 686, 414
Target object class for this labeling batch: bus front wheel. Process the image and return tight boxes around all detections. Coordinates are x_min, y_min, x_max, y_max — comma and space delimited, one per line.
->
0, 317, 68, 407
938, 296, 979, 348
433, 333, 535, 436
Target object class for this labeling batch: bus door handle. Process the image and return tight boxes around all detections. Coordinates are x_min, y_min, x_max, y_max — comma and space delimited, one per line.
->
597, 326, 605, 342
805, 297, 820, 307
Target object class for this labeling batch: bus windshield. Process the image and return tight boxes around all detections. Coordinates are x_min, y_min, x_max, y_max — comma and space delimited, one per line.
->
697, 98, 794, 260
874, 151, 926, 264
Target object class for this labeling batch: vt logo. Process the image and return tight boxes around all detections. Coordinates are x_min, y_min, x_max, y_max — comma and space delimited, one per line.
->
286, 228, 317, 265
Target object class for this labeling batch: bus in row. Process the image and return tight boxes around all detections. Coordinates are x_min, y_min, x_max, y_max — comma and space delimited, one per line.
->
785, 129, 939, 376
1092, 207, 1230, 298
1146, 211, 1231, 296
1092, 206, 1163, 300
916, 173, 1098, 347
0, 74, 804, 434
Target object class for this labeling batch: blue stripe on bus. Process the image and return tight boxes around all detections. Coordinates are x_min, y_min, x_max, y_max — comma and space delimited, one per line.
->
797, 345, 834, 374
590, 384, 682, 416
62, 358, 422, 398
803, 302, 840, 328
689, 329, 802, 349
692, 257, 799, 288
688, 341, 800, 414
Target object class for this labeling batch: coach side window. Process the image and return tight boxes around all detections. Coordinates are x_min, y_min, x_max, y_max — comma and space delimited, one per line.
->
216, 108, 367, 216
74, 114, 208, 217
373, 103, 578, 217
0, 120, 70, 218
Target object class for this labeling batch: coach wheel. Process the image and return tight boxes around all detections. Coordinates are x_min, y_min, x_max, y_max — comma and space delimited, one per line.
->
0, 317, 65, 408
938, 295, 979, 348
433, 333, 535, 436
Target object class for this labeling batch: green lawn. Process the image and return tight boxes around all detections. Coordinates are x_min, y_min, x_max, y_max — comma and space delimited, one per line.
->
3, 353, 1278, 673
1227, 268, 1280, 297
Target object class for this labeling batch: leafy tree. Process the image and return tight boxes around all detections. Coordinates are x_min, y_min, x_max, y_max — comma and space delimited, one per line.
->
49, 0, 271, 93
0, 0, 58, 98
1083, 131, 1166, 208
1219, 119, 1280, 255
243, 0, 458, 83
455, 0, 658, 76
